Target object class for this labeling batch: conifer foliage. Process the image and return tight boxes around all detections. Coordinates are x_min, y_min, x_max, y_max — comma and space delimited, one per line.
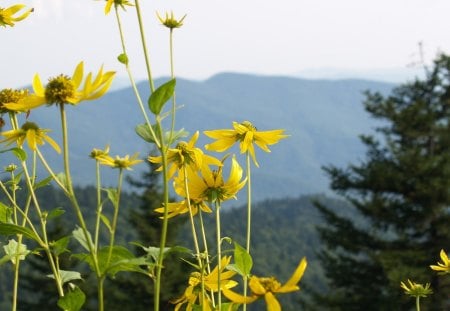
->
316, 54, 450, 310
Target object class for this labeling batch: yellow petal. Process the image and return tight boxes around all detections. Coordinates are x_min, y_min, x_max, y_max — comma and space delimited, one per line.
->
222, 288, 258, 304
264, 292, 281, 311
72, 62, 84, 88
277, 257, 307, 293
32, 74, 45, 96
26, 129, 37, 151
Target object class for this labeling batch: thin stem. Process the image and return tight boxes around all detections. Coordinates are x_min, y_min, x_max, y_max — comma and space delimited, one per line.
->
168, 28, 177, 147
36, 149, 68, 193
94, 161, 102, 251
198, 209, 215, 306
106, 169, 124, 266
114, 7, 160, 148
243, 152, 252, 310
215, 200, 222, 309
183, 167, 201, 264
59, 104, 102, 279
134, 0, 155, 92
154, 120, 170, 311
416, 296, 421, 311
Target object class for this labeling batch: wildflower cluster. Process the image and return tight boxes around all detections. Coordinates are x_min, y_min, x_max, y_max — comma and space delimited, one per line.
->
0, 2, 305, 311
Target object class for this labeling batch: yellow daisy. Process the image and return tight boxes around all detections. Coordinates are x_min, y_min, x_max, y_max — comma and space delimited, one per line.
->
174, 155, 247, 203
223, 257, 307, 311
97, 153, 143, 170
0, 4, 33, 27
4, 62, 115, 112
400, 279, 432, 298
172, 256, 238, 311
149, 131, 222, 179
1, 121, 60, 153
204, 121, 288, 167
0, 88, 29, 113
430, 249, 450, 274
157, 11, 186, 29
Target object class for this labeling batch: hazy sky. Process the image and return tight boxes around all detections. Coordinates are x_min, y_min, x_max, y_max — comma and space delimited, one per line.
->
2, 0, 450, 88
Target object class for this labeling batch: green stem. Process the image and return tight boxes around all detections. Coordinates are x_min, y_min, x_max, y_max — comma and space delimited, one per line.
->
94, 161, 102, 251
215, 200, 222, 309
198, 209, 215, 306
106, 169, 124, 267
21, 161, 64, 297
183, 166, 201, 264
114, 7, 160, 147
98, 277, 105, 311
168, 28, 177, 147
134, 0, 155, 93
36, 149, 68, 193
154, 120, 170, 311
243, 152, 252, 310
416, 296, 421, 311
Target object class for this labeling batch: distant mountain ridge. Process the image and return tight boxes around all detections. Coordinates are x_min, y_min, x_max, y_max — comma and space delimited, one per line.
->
0, 73, 393, 201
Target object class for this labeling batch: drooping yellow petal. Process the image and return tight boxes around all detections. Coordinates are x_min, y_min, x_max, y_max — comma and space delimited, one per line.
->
264, 292, 281, 311
222, 288, 258, 304
25, 129, 37, 151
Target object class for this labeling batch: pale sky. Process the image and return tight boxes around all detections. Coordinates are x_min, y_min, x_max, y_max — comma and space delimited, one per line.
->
2, 0, 450, 88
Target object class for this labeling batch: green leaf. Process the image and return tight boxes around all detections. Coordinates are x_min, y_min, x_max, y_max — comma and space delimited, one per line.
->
231, 242, 252, 277
11, 148, 27, 161
0, 202, 12, 223
135, 123, 188, 145
0, 223, 40, 243
47, 207, 65, 221
96, 246, 149, 277
3, 239, 30, 264
100, 213, 112, 233
104, 188, 118, 207
57, 285, 85, 311
33, 175, 53, 190
48, 270, 82, 285
148, 78, 176, 115
51, 236, 70, 256
72, 227, 93, 252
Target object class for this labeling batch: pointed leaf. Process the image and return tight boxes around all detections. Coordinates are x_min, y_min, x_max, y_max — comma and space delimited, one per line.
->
104, 188, 118, 207
233, 242, 252, 276
51, 236, 70, 256
72, 227, 93, 252
47, 207, 65, 221
148, 78, 176, 115
33, 175, 53, 190
0, 223, 40, 242
135, 123, 159, 143
100, 213, 112, 232
11, 148, 27, 161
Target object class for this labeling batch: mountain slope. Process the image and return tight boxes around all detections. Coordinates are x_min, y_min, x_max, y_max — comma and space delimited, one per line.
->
0, 73, 393, 200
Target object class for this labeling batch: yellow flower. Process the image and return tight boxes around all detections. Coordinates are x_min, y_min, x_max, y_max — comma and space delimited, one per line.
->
172, 256, 238, 311
0, 88, 29, 113
90, 145, 110, 161
400, 279, 432, 298
223, 257, 307, 311
0, 4, 33, 27
154, 198, 212, 219
104, 0, 133, 15
4, 62, 115, 111
204, 121, 288, 167
149, 131, 222, 179
1, 121, 61, 153
97, 153, 143, 170
430, 249, 450, 274
174, 155, 246, 203
157, 11, 186, 29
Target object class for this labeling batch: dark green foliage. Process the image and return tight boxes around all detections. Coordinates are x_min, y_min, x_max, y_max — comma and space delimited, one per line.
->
316, 54, 450, 310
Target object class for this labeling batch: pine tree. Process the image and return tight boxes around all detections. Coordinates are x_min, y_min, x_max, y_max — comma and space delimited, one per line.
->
316, 54, 450, 310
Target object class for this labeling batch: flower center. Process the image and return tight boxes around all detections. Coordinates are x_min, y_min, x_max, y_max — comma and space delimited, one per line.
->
258, 277, 281, 292
0, 88, 28, 113
45, 75, 76, 105
21, 121, 40, 131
